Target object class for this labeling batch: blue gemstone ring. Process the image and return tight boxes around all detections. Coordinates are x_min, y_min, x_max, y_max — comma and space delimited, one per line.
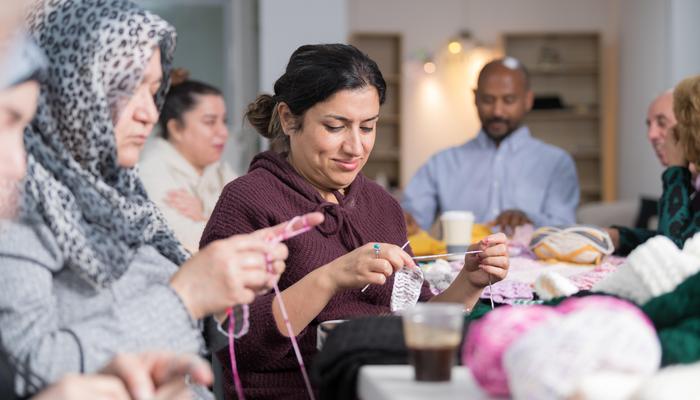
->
373, 243, 381, 258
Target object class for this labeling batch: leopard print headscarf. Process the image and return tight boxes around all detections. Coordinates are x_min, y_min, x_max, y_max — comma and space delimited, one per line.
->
22, 0, 189, 288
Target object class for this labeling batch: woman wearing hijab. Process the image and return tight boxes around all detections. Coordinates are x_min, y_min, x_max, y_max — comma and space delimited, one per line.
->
0, 1, 322, 397
0, 22, 219, 400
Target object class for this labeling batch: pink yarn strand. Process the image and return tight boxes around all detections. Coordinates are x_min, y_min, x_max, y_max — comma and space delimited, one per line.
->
227, 216, 316, 400
271, 280, 317, 400
228, 308, 246, 400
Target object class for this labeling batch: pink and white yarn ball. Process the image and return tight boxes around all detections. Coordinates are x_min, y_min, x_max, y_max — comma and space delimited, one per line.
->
462, 305, 560, 396
463, 296, 659, 398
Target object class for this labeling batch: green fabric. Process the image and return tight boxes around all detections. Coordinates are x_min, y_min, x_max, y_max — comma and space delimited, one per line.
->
614, 226, 656, 256
467, 301, 494, 321
642, 270, 700, 366
657, 318, 700, 366
615, 166, 698, 255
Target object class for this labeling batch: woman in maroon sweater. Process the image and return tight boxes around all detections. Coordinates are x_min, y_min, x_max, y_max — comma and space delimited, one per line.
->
201, 44, 509, 399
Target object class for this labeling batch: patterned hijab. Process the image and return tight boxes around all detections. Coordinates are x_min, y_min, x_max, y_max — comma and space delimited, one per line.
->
22, 0, 189, 288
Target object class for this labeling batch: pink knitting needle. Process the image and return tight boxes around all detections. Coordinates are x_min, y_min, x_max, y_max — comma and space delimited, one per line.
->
361, 240, 410, 293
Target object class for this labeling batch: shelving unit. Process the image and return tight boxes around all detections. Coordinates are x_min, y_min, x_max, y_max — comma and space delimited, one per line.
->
503, 32, 615, 204
350, 33, 402, 190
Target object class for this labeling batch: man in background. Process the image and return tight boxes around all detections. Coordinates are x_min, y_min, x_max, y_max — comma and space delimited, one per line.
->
402, 57, 579, 234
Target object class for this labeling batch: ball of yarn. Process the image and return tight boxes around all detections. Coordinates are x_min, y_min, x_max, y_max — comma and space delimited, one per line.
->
504, 296, 661, 399
462, 305, 560, 396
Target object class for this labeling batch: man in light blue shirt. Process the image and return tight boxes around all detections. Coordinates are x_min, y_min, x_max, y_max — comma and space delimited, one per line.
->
402, 58, 579, 232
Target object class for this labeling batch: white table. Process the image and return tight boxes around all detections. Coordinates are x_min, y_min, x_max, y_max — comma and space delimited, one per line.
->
357, 365, 498, 400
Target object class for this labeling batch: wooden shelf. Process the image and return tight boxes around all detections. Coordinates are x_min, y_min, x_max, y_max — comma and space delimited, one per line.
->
370, 149, 400, 161
352, 32, 402, 188
581, 184, 602, 196
505, 31, 613, 204
572, 150, 600, 160
526, 109, 599, 121
379, 114, 400, 124
383, 74, 400, 84
528, 65, 598, 75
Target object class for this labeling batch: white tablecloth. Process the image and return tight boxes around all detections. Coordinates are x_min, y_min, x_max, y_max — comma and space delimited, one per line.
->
358, 365, 498, 400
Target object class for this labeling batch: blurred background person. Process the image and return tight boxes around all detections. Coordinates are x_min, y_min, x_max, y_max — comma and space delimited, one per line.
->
402, 58, 579, 235
140, 69, 236, 253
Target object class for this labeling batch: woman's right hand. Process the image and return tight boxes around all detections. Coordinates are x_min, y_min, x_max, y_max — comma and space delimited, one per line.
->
170, 212, 324, 320
320, 242, 416, 292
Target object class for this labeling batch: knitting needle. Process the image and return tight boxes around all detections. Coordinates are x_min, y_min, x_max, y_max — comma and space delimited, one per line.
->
361, 240, 410, 293
411, 250, 483, 261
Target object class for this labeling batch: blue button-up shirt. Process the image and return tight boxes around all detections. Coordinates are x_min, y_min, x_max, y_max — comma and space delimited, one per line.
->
401, 126, 579, 230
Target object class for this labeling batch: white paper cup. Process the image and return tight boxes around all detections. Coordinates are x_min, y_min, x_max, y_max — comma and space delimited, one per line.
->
440, 211, 474, 256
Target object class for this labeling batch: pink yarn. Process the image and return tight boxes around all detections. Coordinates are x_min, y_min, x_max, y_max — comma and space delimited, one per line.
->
463, 305, 560, 396
556, 296, 654, 329
464, 295, 655, 397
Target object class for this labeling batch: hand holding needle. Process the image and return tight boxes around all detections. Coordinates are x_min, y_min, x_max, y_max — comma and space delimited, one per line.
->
361, 240, 410, 292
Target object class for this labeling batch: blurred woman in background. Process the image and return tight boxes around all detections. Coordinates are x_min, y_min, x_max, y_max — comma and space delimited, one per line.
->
140, 70, 236, 252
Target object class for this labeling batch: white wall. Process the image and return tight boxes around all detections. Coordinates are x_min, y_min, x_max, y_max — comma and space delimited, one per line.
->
617, 0, 700, 200
259, 0, 348, 93
669, 0, 700, 85
350, 0, 618, 187
617, 0, 669, 200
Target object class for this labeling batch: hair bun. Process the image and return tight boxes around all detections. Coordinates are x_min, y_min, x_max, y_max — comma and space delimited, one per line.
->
170, 68, 190, 87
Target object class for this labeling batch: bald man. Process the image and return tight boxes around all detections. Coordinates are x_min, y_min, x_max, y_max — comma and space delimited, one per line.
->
606, 90, 682, 254
402, 58, 579, 233
646, 90, 677, 166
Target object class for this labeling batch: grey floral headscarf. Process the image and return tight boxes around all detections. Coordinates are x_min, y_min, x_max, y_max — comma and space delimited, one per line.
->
22, 0, 189, 288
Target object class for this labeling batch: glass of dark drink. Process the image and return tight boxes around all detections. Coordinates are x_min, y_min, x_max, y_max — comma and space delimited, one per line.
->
402, 303, 464, 382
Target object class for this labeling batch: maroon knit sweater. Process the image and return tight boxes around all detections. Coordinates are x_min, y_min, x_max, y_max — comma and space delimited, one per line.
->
201, 151, 432, 399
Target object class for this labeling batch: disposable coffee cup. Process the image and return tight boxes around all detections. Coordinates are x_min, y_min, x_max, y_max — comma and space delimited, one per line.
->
440, 211, 474, 257
402, 303, 465, 382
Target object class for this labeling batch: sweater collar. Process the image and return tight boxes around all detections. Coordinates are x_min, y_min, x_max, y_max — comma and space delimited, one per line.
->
249, 151, 366, 249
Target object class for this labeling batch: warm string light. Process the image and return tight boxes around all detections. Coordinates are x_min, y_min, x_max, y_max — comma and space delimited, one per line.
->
448, 40, 462, 54
423, 60, 436, 74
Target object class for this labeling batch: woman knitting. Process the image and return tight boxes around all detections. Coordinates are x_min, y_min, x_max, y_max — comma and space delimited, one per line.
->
201, 43, 509, 399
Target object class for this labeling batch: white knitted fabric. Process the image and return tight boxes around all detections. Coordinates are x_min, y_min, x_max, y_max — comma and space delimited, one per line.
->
503, 306, 661, 400
534, 271, 579, 300
390, 266, 424, 312
592, 234, 700, 304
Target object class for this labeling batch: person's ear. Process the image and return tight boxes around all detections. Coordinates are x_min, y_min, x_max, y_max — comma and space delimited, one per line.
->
525, 90, 534, 112
277, 102, 296, 137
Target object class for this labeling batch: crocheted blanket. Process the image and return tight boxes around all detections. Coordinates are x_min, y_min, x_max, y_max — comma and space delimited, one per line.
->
421, 256, 624, 304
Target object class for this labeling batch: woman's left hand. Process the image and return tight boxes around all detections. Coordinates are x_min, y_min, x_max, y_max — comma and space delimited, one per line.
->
461, 233, 509, 288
